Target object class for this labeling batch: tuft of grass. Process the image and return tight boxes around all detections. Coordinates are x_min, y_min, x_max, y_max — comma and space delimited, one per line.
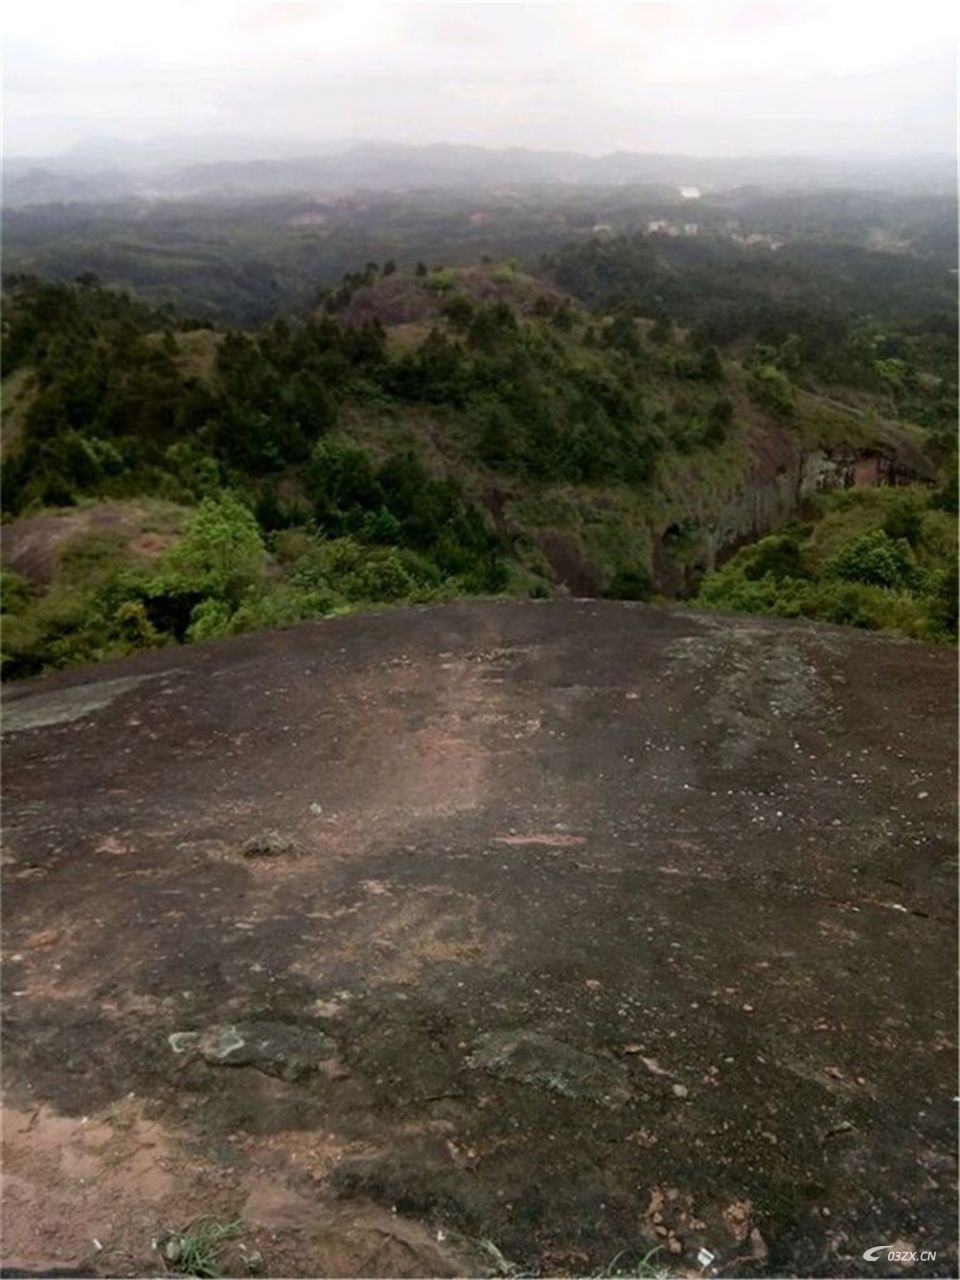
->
158, 1217, 241, 1278
594, 1246, 671, 1279
478, 1239, 672, 1280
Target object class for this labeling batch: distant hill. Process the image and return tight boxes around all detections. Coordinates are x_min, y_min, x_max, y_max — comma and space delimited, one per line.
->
4, 139, 955, 207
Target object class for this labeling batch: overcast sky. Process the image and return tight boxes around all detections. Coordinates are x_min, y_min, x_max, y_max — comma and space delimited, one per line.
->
4, 1, 957, 158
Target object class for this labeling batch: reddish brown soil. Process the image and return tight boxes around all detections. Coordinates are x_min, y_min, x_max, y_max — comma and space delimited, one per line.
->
1, 504, 180, 586
340, 267, 561, 329
1, 601, 956, 1278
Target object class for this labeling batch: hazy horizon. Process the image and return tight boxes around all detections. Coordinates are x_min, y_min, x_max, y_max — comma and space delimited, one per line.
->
4, 1, 957, 160
8, 133, 959, 165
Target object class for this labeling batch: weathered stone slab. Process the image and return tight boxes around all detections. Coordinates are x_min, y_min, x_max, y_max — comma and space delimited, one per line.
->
466, 1030, 631, 1106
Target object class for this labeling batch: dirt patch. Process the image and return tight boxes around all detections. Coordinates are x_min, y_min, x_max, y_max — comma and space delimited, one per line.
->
341, 277, 444, 329
339, 267, 561, 331
1, 1100, 480, 1278
173, 329, 222, 383
1, 502, 186, 586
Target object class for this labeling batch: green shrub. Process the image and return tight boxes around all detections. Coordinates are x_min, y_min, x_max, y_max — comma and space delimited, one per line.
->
356, 507, 403, 544
52, 431, 125, 492
699, 346, 724, 381
290, 536, 363, 590
185, 598, 234, 643
489, 263, 517, 285
164, 442, 221, 499
742, 533, 809, 582
697, 505, 953, 642
426, 268, 458, 293
441, 293, 476, 330
351, 547, 417, 601
228, 584, 339, 634
113, 599, 162, 648
270, 527, 315, 565
926, 565, 959, 637
882, 494, 925, 547
827, 528, 924, 592
57, 530, 133, 587
164, 492, 266, 601
747, 364, 796, 419
0, 570, 32, 616
604, 566, 653, 601
309, 438, 381, 522
798, 580, 931, 636
0, 568, 165, 677
289, 536, 442, 604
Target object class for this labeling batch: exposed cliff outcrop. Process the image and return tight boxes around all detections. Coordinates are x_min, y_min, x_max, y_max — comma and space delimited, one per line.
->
650, 425, 935, 596
485, 419, 936, 601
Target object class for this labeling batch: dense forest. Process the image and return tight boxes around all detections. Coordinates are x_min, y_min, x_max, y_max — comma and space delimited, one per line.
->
5, 183, 956, 325
1, 191, 956, 678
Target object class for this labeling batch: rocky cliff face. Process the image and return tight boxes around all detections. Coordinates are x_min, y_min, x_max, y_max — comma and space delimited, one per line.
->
651, 426, 934, 596
483, 423, 934, 601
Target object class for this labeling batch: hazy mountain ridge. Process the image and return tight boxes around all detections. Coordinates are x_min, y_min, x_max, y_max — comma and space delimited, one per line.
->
5, 138, 956, 207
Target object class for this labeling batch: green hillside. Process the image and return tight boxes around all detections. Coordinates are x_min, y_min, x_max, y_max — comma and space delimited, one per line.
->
1, 261, 955, 679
